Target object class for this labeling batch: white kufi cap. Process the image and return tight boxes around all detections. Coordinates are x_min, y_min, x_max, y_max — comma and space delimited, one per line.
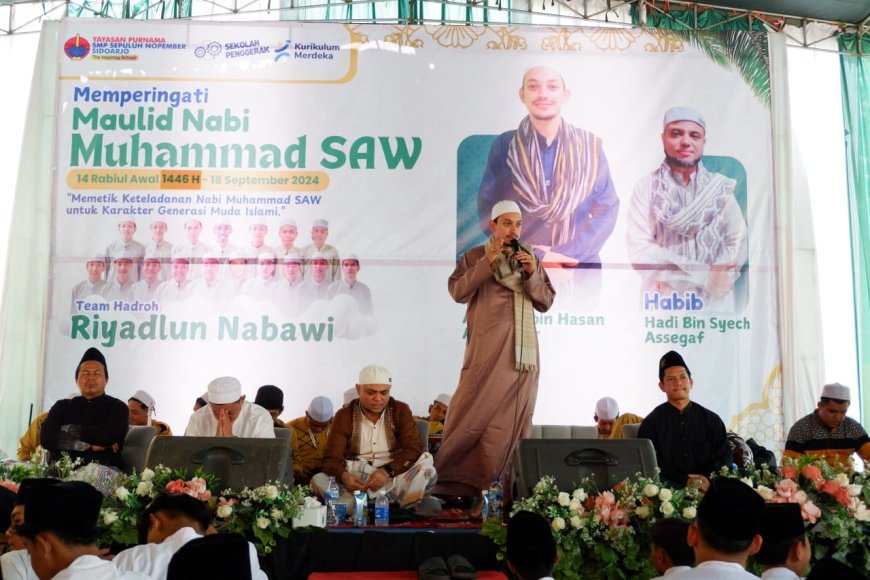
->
207, 376, 242, 404
358, 364, 391, 385
595, 396, 619, 421
821, 382, 850, 401
491, 200, 522, 220
663, 106, 706, 130
307, 396, 334, 422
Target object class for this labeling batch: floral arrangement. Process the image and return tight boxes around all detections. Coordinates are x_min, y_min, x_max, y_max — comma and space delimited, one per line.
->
99, 465, 310, 555
483, 472, 702, 579
483, 457, 870, 579
717, 456, 870, 573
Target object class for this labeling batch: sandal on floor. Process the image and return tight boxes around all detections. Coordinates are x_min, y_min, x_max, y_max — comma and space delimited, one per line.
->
418, 556, 450, 580
446, 554, 477, 580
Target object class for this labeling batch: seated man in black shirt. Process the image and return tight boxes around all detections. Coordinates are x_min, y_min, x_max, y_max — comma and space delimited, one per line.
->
637, 350, 731, 491
40, 347, 129, 467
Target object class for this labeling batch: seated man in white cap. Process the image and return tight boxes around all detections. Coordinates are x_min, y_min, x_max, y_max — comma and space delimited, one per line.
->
184, 377, 275, 438
287, 396, 335, 486
312, 365, 437, 513
128, 390, 172, 436
626, 106, 747, 308
594, 396, 643, 439
784, 382, 870, 469
417, 393, 451, 437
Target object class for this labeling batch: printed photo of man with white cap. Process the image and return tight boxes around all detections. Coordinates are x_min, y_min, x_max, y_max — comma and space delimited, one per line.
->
302, 219, 340, 282
626, 106, 748, 309
184, 377, 275, 438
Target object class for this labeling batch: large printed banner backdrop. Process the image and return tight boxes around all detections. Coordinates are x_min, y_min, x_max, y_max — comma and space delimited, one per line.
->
47, 21, 782, 446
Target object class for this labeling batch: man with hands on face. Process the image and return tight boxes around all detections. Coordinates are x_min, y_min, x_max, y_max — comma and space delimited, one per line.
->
184, 376, 275, 438
311, 365, 437, 514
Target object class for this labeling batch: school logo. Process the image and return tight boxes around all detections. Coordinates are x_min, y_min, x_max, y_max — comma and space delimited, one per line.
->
63, 34, 91, 60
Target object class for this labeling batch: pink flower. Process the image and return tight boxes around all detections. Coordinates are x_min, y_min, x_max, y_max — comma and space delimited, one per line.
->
775, 479, 798, 498
801, 500, 821, 523
781, 466, 798, 480
165, 479, 187, 494
792, 490, 808, 505
801, 465, 823, 485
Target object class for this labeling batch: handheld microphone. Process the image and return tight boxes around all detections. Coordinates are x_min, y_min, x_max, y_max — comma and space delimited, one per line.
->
509, 239, 520, 254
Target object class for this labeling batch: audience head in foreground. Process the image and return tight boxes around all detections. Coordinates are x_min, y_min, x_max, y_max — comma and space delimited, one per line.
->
506, 510, 557, 580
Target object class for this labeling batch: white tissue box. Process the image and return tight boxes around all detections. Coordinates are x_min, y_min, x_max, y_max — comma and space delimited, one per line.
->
292, 505, 326, 528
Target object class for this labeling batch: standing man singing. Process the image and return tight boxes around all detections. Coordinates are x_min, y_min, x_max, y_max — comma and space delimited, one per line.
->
435, 200, 555, 499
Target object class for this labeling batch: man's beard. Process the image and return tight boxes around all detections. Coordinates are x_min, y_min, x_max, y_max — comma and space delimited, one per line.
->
665, 153, 701, 169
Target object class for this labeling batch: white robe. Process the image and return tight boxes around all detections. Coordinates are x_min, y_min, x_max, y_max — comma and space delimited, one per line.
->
184, 401, 275, 438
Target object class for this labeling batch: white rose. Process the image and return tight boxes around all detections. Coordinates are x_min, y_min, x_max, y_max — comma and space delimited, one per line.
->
114, 486, 130, 501
855, 505, 870, 522
756, 486, 775, 501
848, 484, 863, 497
256, 516, 271, 529
136, 481, 153, 496
264, 485, 279, 500
568, 499, 583, 513
570, 515, 583, 528
634, 506, 650, 519
740, 477, 754, 487
271, 508, 284, 521
216, 505, 233, 518
140, 468, 155, 482
551, 517, 566, 531
682, 506, 697, 519
557, 492, 571, 506
659, 502, 675, 516
102, 511, 119, 525
657, 488, 672, 502
642, 484, 659, 498
836, 473, 851, 487
572, 488, 587, 502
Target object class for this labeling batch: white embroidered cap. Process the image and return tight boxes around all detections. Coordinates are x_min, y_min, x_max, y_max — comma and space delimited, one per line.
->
312, 218, 329, 228
358, 364, 392, 386
821, 382, 850, 401
207, 376, 242, 404
491, 200, 522, 220
663, 106, 706, 130
434, 393, 452, 407
595, 396, 619, 421
308, 396, 335, 423
129, 390, 155, 411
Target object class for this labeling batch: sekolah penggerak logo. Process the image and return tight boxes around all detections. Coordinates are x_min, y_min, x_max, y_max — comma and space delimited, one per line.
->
63, 34, 91, 60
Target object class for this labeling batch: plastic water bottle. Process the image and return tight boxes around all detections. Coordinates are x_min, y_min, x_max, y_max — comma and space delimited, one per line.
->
354, 491, 368, 527
325, 476, 340, 526
374, 490, 390, 527
488, 477, 504, 520
480, 489, 490, 519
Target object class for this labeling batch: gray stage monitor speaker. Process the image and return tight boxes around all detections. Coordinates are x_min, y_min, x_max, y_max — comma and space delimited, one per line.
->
145, 436, 293, 490
514, 438, 658, 498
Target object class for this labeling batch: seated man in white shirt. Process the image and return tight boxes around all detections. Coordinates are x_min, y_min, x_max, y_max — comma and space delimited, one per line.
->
184, 376, 275, 438
113, 493, 266, 580
16, 480, 149, 580
679, 477, 764, 579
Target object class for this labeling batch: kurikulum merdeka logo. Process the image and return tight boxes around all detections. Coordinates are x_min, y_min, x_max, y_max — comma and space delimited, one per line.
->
64, 34, 91, 60
274, 39, 292, 62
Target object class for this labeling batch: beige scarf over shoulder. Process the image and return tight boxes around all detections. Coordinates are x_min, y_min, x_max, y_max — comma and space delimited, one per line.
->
487, 236, 538, 372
